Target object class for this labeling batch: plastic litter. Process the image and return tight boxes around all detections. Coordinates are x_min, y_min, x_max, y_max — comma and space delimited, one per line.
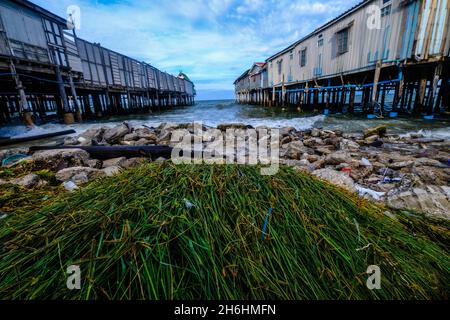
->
261, 208, 273, 241
63, 181, 78, 192
355, 184, 385, 201
382, 177, 402, 184
2, 153, 29, 167
356, 243, 372, 252
389, 112, 398, 118
183, 198, 196, 209
0, 213, 7, 220
360, 157, 372, 167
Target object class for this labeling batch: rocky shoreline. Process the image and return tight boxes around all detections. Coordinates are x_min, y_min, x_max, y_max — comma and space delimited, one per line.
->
1, 122, 449, 219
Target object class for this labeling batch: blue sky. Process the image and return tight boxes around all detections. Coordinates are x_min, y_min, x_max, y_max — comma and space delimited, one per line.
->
34, 0, 361, 100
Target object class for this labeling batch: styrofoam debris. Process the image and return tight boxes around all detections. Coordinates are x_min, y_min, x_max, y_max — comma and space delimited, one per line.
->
355, 184, 385, 201
63, 181, 78, 192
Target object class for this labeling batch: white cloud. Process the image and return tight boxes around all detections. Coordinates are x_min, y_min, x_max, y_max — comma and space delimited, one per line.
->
33, 0, 361, 94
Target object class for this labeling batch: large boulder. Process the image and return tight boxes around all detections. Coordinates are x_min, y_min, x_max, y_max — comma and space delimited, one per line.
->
386, 186, 450, 220
312, 168, 356, 192
103, 122, 132, 144
32, 149, 90, 170
55, 167, 105, 184
324, 151, 351, 165
11, 174, 42, 189
284, 141, 306, 160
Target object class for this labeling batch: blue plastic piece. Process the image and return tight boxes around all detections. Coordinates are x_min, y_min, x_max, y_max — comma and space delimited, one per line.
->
323, 109, 330, 115
261, 208, 273, 241
423, 115, 434, 120
367, 114, 377, 119
389, 112, 398, 118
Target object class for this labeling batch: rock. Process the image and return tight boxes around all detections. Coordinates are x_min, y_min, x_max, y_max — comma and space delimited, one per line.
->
311, 128, 321, 137
388, 160, 414, 170
102, 157, 126, 168
217, 123, 251, 131
386, 186, 450, 220
364, 135, 379, 145
412, 166, 450, 185
157, 130, 172, 145
155, 157, 167, 162
158, 122, 178, 131
11, 174, 41, 188
324, 151, 351, 165
280, 127, 296, 137
103, 122, 131, 144
122, 157, 147, 168
135, 138, 154, 146
410, 133, 424, 139
32, 149, 90, 170
312, 168, 356, 192
315, 147, 334, 156
63, 137, 79, 146
340, 139, 360, 151
102, 166, 121, 177
285, 141, 306, 160
303, 138, 324, 148
0, 148, 29, 164
363, 125, 387, 138
56, 167, 105, 183
0, 178, 6, 186
123, 133, 139, 141
78, 127, 107, 146
414, 158, 447, 168
86, 159, 103, 169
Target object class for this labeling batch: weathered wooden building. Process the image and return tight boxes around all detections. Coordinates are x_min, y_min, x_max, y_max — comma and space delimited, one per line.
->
235, 0, 450, 117
0, 0, 195, 126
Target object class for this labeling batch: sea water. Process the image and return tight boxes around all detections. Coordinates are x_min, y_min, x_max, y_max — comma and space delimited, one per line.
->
1, 99, 449, 149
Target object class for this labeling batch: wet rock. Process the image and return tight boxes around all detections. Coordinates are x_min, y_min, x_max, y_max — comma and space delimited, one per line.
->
280, 127, 296, 137
364, 135, 379, 145
11, 174, 41, 189
386, 186, 450, 220
103, 122, 132, 144
102, 157, 126, 168
312, 168, 356, 192
411, 166, 450, 185
32, 149, 90, 170
56, 167, 105, 183
324, 151, 351, 165
78, 127, 107, 146
217, 123, 251, 131
311, 128, 321, 137
102, 166, 121, 177
363, 125, 387, 138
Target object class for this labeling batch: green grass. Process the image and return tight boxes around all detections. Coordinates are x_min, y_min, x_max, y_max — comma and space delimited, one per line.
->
0, 163, 448, 300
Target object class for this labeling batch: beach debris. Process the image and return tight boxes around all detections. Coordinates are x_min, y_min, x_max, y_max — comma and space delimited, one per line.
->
63, 181, 78, 192
360, 157, 372, 167
1, 153, 30, 167
183, 198, 196, 209
261, 208, 274, 241
355, 184, 385, 201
